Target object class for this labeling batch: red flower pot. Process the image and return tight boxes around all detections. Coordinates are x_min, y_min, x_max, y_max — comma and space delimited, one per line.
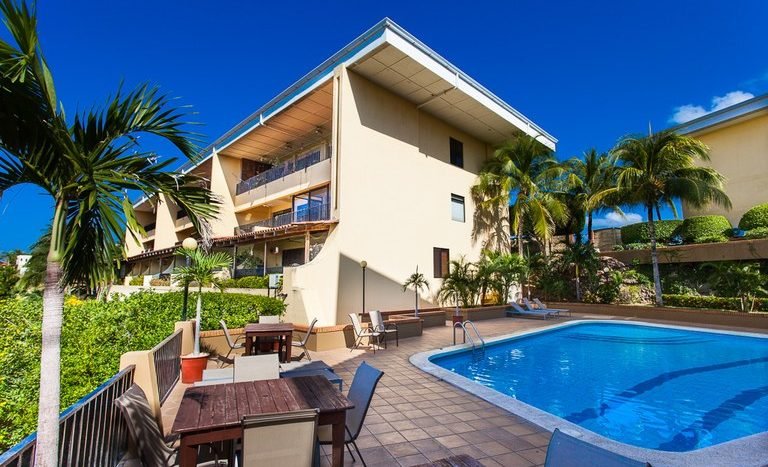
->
181, 353, 209, 383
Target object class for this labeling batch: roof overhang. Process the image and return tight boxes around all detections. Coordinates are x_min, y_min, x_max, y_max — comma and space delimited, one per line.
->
671, 93, 768, 136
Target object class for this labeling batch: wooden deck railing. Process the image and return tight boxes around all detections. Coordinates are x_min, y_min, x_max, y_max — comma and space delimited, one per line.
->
0, 365, 136, 467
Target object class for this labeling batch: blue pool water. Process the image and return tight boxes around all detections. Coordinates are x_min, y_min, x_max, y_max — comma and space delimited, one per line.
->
431, 322, 768, 452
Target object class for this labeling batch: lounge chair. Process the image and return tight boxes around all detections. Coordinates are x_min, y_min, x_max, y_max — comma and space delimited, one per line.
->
523, 298, 562, 317
318, 362, 384, 467
115, 385, 227, 466
292, 317, 317, 361
533, 298, 572, 316
349, 313, 381, 353
234, 354, 280, 382
370, 310, 398, 348
544, 428, 649, 467
508, 302, 554, 319
219, 320, 243, 366
241, 409, 319, 467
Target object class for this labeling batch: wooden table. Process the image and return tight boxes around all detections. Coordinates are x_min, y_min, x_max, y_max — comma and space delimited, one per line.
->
172, 375, 354, 467
244, 323, 293, 362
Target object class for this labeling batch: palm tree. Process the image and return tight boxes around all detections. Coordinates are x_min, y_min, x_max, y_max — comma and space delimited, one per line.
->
173, 248, 232, 354
436, 257, 478, 308
565, 149, 621, 243
560, 242, 599, 302
402, 266, 429, 317
612, 129, 731, 306
0, 2, 218, 464
472, 135, 566, 257
485, 250, 527, 304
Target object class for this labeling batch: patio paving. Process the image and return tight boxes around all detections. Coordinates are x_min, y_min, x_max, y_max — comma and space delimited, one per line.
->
161, 313, 768, 466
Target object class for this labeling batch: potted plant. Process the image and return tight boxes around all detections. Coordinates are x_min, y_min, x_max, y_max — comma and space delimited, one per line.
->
402, 266, 429, 317
174, 247, 232, 383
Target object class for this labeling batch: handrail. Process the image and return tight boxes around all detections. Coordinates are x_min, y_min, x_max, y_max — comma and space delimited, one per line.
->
463, 320, 485, 348
235, 149, 328, 195
452, 320, 484, 350
152, 329, 182, 405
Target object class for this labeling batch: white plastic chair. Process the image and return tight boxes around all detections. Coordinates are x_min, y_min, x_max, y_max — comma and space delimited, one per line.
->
234, 354, 280, 382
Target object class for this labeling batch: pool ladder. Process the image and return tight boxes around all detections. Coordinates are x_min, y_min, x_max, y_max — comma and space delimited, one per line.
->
453, 320, 485, 350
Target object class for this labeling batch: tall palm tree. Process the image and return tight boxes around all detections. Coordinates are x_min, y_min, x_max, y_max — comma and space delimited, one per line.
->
0, 2, 218, 464
472, 135, 566, 257
565, 149, 621, 243
402, 266, 429, 317
612, 129, 730, 306
173, 248, 232, 354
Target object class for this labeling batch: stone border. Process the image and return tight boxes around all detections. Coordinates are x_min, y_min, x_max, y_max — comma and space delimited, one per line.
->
410, 319, 768, 467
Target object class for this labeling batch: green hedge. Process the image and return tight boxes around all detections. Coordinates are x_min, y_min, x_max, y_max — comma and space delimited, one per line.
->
620, 220, 683, 244
663, 294, 768, 312
745, 227, 768, 240
678, 215, 732, 243
129, 275, 143, 286
219, 276, 269, 289
0, 291, 285, 450
739, 203, 768, 230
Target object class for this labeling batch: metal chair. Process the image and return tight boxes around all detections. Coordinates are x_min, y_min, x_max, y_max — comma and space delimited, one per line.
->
544, 428, 648, 467
318, 362, 384, 467
241, 409, 319, 467
258, 315, 280, 323
349, 313, 380, 353
219, 320, 243, 367
234, 354, 280, 382
292, 317, 317, 361
369, 310, 398, 348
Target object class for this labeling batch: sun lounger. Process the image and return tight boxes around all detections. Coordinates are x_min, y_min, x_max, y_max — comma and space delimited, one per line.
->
523, 298, 563, 317
544, 428, 649, 466
507, 302, 554, 319
533, 298, 571, 316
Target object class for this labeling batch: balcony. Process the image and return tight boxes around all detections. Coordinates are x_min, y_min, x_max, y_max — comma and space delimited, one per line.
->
235, 203, 330, 235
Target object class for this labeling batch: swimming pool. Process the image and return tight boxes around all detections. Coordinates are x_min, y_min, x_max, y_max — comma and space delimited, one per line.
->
411, 321, 768, 465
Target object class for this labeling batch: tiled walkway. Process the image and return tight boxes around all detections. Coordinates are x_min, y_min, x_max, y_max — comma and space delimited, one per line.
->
161, 314, 768, 466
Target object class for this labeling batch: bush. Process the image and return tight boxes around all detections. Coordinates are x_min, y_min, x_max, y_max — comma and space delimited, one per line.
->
219, 278, 238, 288
236, 276, 269, 288
0, 291, 286, 450
623, 242, 652, 250
678, 215, 732, 243
149, 278, 169, 286
745, 227, 768, 240
695, 234, 729, 244
662, 294, 768, 312
128, 275, 143, 286
620, 220, 683, 244
739, 203, 768, 230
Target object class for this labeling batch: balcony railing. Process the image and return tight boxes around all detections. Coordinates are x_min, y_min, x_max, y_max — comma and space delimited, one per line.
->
235, 203, 330, 235
235, 149, 328, 195
0, 366, 136, 467
153, 330, 182, 405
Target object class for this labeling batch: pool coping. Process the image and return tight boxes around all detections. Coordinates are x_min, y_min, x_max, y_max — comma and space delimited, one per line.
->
409, 319, 768, 467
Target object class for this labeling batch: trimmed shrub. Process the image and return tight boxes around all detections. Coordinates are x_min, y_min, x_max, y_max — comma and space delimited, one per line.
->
663, 294, 768, 312
236, 276, 269, 288
739, 203, 768, 230
149, 278, 169, 286
678, 215, 732, 243
745, 227, 768, 240
128, 275, 143, 286
620, 220, 683, 244
219, 278, 238, 288
695, 234, 729, 244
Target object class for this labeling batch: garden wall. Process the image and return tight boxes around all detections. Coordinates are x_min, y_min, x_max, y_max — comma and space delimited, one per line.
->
600, 238, 768, 264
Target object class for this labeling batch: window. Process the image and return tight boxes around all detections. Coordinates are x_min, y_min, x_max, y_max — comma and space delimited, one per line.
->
433, 248, 450, 278
449, 138, 463, 168
451, 194, 465, 222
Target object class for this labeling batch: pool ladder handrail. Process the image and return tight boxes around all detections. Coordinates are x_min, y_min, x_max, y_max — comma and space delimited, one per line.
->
453, 320, 485, 350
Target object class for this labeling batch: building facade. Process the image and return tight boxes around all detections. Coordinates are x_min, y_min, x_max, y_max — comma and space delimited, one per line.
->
674, 93, 768, 225
123, 19, 556, 325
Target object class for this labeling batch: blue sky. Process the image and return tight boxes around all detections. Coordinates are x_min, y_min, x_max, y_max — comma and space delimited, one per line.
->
1, 0, 767, 251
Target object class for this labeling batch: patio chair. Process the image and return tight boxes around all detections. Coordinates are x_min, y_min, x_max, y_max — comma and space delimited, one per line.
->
115, 385, 227, 467
258, 315, 280, 323
533, 298, 572, 316
507, 302, 554, 319
219, 320, 243, 367
523, 298, 561, 317
318, 362, 384, 467
544, 428, 649, 467
292, 317, 318, 361
241, 409, 319, 467
193, 368, 234, 387
349, 313, 381, 353
370, 310, 398, 348
234, 354, 280, 382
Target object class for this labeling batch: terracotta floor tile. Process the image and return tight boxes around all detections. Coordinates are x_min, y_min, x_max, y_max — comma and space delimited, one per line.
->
434, 434, 469, 449
385, 441, 420, 458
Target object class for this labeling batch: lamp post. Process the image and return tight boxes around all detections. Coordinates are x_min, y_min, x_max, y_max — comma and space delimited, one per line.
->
181, 237, 198, 321
360, 260, 367, 314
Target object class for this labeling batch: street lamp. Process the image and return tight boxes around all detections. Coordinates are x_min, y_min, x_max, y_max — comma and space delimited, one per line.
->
181, 237, 198, 321
360, 260, 367, 314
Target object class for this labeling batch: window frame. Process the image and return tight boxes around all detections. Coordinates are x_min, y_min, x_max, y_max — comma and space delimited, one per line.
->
433, 247, 450, 278
450, 193, 465, 223
449, 137, 464, 168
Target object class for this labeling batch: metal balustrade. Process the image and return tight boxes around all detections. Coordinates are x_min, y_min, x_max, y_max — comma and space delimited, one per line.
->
235, 150, 327, 195
153, 330, 182, 405
0, 366, 136, 467
235, 203, 330, 235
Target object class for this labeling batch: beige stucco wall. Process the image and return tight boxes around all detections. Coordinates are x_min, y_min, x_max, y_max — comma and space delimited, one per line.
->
283, 67, 493, 325
683, 112, 768, 225
207, 151, 240, 237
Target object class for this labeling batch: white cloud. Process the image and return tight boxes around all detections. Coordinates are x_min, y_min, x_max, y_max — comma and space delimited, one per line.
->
592, 212, 642, 229
670, 90, 755, 124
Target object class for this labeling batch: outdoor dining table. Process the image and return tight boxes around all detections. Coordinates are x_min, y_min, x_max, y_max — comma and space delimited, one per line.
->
172, 375, 354, 467
243, 322, 293, 362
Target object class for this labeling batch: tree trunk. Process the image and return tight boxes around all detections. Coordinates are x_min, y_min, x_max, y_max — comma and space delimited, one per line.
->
647, 206, 664, 307
587, 212, 594, 244
517, 221, 524, 257
194, 289, 202, 354
575, 264, 581, 302
414, 290, 419, 317
35, 200, 66, 467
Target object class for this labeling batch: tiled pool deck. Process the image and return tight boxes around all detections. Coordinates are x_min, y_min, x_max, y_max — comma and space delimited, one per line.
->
161, 313, 768, 466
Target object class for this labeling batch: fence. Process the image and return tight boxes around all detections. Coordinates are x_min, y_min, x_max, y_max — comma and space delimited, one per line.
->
235, 149, 327, 195
0, 366, 136, 467
152, 329, 182, 405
